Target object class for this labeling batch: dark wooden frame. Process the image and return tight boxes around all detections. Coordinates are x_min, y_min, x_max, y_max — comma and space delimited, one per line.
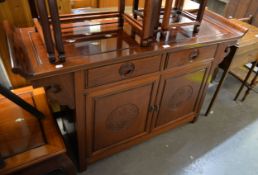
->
31, 0, 208, 63
33, 0, 127, 64
125, 0, 162, 46
161, 0, 208, 33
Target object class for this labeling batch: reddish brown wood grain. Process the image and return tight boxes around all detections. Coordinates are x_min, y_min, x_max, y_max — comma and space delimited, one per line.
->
4, 10, 248, 172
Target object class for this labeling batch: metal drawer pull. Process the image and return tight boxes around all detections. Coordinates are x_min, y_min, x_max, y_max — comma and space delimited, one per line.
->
119, 62, 135, 77
189, 49, 199, 62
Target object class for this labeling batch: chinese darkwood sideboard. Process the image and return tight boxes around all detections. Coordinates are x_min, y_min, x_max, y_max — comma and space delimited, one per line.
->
5, 10, 247, 171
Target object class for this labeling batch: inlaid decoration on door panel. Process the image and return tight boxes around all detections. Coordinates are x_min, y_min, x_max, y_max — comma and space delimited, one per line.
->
88, 82, 156, 152
156, 68, 208, 127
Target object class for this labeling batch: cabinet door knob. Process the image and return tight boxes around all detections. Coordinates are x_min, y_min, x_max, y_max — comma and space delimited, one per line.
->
119, 62, 135, 77
189, 49, 199, 61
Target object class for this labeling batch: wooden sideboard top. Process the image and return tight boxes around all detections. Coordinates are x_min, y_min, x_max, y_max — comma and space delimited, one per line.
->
9, 10, 247, 80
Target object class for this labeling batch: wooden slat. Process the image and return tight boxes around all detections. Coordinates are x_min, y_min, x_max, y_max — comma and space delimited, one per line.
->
225, 0, 258, 27
59, 13, 120, 23
123, 13, 143, 34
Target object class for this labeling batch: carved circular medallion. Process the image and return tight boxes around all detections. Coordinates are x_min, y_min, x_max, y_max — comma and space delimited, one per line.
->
106, 104, 139, 132
168, 85, 193, 110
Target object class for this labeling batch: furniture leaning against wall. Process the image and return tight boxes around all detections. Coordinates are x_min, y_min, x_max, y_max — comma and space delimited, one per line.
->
32, 0, 208, 64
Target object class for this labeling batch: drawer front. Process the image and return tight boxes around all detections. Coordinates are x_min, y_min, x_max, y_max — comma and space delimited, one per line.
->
87, 55, 161, 88
166, 45, 217, 69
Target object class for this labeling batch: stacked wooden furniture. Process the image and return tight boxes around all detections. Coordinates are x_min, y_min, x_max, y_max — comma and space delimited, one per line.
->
0, 86, 76, 175
160, 0, 207, 33
31, 0, 208, 62
4, 0, 247, 171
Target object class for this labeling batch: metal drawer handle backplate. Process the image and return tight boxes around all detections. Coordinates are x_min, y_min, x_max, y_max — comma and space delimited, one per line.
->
119, 62, 135, 77
189, 49, 199, 61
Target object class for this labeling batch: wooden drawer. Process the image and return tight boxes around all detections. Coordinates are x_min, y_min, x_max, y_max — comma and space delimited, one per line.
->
87, 55, 162, 88
166, 45, 217, 69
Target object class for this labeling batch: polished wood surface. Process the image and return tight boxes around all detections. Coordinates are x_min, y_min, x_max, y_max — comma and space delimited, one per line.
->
166, 45, 217, 68
0, 0, 72, 87
9, 10, 246, 79
86, 76, 159, 154
155, 62, 211, 128
0, 86, 76, 175
87, 55, 161, 87
5, 9, 247, 171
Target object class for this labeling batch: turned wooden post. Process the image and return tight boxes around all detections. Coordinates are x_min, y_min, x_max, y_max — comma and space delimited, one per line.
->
162, 0, 174, 30
47, 0, 66, 63
118, 0, 125, 27
133, 0, 139, 19
35, 0, 56, 63
194, 0, 208, 33
153, 0, 163, 30
174, 0, 184, 11
141, 0, 161, 46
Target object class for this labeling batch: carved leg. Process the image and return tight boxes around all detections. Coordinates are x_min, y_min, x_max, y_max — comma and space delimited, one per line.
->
205, 67, 228, 116
205, 45, 238, 116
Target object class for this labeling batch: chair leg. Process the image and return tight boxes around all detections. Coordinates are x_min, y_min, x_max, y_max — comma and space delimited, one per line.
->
234, 61, 258, 101
205, 45, 238, 116
205, 68, 228, 116
241, 65, 258, 101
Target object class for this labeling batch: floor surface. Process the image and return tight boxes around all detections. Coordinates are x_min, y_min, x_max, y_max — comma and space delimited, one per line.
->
79, 73, 258, 175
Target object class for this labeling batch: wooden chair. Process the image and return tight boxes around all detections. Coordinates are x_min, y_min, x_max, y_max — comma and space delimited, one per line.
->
0, 86, 76, 175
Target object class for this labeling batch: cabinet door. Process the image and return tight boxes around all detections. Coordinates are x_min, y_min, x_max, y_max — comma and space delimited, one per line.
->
85, 76, 159, 155
155, 64, 211, 128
